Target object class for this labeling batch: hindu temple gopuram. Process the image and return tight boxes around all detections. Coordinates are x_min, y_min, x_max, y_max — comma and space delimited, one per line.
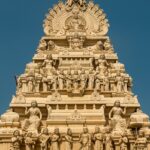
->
0, 0, 150, 150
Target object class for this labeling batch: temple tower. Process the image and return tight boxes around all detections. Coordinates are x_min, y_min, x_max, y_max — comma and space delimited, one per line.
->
0, 0, 150, 150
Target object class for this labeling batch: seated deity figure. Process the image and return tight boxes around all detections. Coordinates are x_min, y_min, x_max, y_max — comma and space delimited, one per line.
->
51, 90, 62, 101
50, 128, 61, 150
11, 130, 23, 150
65, 13, 86, 31
22, 101, 42, 134
109, 101, 126, 135
37, 39, 47, 52
91, 89, 101, 101
39, 128, 50, 150
79, 127, 92, 150
64, 128, 73, 150
134, 130, 147, 150
25, 132, 36, 150
47, 40, 55, 51
93, 126, 104, 150
58, 70, 65, 90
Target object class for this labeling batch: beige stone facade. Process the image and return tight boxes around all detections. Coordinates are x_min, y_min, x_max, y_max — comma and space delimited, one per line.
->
0, 0, 150, 150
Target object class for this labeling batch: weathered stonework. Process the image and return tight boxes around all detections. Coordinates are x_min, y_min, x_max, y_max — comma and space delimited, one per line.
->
0, 0, 150, 149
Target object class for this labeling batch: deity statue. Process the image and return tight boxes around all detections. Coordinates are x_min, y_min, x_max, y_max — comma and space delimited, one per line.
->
115, 72, 124, 93
11, 130, 22, 150
119, 133, 128, 150
109, 101, 127, 135
96, 41, 104, 51
28, 77, 34, 93
72, 70, 80, 93
79, 127, 92, 150
88, 69, 95, 90
93, 126, 104, 150
47, 40, 55, 51
37, 39, 47, 52
51, 70, 58, 90
64, 128, 73, 150
58, 70, 65, 90
22, 101, 42, 134
80, 69, 88, 91
65, 69, 73, 91
91, 89, 101, 101
51, 90, 62, 101
134, 130, 147, 150
25, 132, 36, 150
46, 105, 52, 119
95, 70, 104, 91
39, 128, 50, 150
104, 39, 114, 52
104, 128, 114, 150
43, 54, 54, 76
66, 0, 86, 7
50, 128, 61, 150
65, 13, 86, 31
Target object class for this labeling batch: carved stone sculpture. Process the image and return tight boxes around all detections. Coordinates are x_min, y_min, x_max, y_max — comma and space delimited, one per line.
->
109, 101, 127, 135
25, 132, 36, 150
134, 130, 147, 150
119, 133, 128, 150
93, 126, 104, 150
50, 128, 61, 150
51, 90, 62, 101
64, 128, 73, 150
39, 128, 50, 150
79, 127, 91, 150
22, 101, 42, 134
11, 130, 22, 150
46, 105, 52, 119
91, 89, 101, 101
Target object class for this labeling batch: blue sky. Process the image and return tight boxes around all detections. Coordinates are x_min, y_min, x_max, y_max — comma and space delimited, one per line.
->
0, 0, 150, 115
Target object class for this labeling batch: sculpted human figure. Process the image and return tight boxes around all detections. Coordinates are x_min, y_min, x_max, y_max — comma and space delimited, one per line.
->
88, 69, 95, 90
115, 72, 124, 93
79, 127, 91, 150
91, 89, 101, 101
134, 130, 147, 150
109, 101, 126, 134
104, 128, 114, 150
119, 133, 128, 150
72, 70, 80, 92
48, 40, 55, 51
25, 132, 36, 150
11, 130, 22, 150
66, 70, 73, 91
51, 70, 58, 90
37, 39, 47, 52
51, 90, 62, 101
50, 128, 61, 150
46, 105, 52, 119
93, 126, 104, 150
28, 77, 34, 93
80, 69, 87, 91
39, 128, 50, 150
22, 101, 42, 133
58, 70, 65, 90
95, 70, 104, 91
64, 128, 73, 150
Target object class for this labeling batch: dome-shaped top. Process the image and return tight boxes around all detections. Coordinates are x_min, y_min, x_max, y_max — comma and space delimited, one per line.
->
1, 109, 19, 123
130, 108, 150, 128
